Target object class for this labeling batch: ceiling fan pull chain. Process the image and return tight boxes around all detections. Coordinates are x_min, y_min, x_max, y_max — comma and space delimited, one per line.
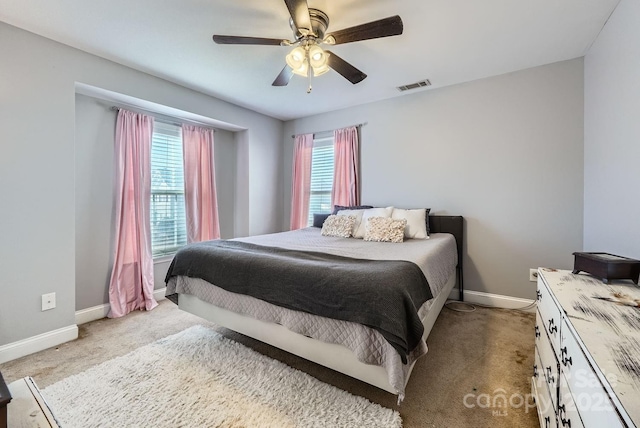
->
307, 57, 313, 93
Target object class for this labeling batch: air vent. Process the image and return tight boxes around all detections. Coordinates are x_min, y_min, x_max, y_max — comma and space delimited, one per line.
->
397, 79, 431, 92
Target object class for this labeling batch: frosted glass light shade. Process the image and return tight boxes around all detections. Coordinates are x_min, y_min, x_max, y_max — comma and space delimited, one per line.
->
308, 45, 328, 69
291, 61, 309, 77
312, 63, 330, 76
286, 46, 306, 69
286, 46, 309, 77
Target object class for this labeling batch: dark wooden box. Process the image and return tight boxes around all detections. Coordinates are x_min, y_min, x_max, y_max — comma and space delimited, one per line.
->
572, 252, 640, 284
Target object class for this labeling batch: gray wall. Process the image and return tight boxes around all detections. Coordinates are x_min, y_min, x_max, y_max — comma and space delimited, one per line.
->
74, 94, 238, 310
1, 12, 608, 346
584, 0, 640, 259
0, 21, 283, 346
283, 59, 585, 300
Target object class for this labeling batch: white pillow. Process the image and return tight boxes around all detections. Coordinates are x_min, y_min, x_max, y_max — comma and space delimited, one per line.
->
336, 209, 365, 237
353, 207, 394, 239
391, 208, 428, 239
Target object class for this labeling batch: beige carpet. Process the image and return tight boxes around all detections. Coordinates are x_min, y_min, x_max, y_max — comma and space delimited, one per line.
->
1, 300, 540, 428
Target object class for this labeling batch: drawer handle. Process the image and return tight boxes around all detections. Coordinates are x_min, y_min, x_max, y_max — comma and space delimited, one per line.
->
561, 347, 573, 367
533, 364, 538, 378
558, 404, 566, 418
546, 366, 555, 384
535, 326, 541, 338
559, 405, 572, 427
548, 318, 557, 334
545, 416, 551, 428
537, 290, 542, 300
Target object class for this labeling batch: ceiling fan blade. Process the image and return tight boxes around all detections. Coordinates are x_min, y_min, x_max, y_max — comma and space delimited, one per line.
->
284, 0, 312, 36
272, 66, 294, 86
325, 15, 403, 45
326, 51, 367, 84
213, 35, 286, 46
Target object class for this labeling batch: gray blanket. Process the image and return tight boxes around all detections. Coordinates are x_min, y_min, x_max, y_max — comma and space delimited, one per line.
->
165, 240, 433, 362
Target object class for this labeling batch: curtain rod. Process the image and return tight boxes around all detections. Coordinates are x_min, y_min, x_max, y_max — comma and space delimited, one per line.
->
290, 122, 367, 138
110, 105, 217, 132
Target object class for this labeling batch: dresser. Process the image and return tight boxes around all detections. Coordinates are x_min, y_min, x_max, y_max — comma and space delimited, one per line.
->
5, 377, 58, 427
0, 372, 10, 428
533, 268, 640, 428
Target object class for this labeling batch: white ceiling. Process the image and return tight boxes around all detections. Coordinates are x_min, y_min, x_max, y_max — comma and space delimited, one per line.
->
0, 0, 619, 121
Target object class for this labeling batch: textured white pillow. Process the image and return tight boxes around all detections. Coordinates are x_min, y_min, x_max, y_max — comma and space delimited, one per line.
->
364, 217, 407, 243
353, 207, 394, 238
336, 209, 365, 237
321, 215, 356, 238
391, 208, 428, 239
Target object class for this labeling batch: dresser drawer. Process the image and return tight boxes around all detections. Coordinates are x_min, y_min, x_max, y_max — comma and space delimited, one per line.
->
533, 348, 555, 419
533, 347, 544, 391
532, 373, 558, 428
559, 373, 585, 428
536, 311, 559, 409
560, 321, 625, 428
537, 274, 562, 359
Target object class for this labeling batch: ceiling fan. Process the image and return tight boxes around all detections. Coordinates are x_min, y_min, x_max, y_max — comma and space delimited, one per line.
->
212, 0, 403, 92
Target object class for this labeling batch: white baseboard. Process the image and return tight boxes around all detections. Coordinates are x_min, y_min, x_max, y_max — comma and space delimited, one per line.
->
0, 289, 167, 365
0, 325, 78, 365
153, 287, 167, 301
448, 289, 536, 312
75, 287, 167, 325
75, 304, 110, 326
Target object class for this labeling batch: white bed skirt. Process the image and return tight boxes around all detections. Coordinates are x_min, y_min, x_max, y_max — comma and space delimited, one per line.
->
178, 271, 456, 397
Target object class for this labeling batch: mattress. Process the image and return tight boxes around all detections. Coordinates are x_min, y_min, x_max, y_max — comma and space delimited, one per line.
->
234, 227, 457, 298
166, 227, 458, 397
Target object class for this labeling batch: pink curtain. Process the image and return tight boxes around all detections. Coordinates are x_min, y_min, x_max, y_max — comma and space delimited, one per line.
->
108, 110, 157, 318
290, 133, 314, 230
332, 126, 360, 207
182, 125, 220, 243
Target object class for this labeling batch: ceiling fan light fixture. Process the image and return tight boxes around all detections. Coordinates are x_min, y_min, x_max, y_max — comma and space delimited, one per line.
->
308, 45, 327, 68
312, 63, 330, 76
291, 61, 309, 77
214, 3, 403, 90
286, 46, 306, 70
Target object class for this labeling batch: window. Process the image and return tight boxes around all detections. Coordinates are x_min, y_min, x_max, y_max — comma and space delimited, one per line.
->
150, 121, 187, 256
307, 136, 334, 226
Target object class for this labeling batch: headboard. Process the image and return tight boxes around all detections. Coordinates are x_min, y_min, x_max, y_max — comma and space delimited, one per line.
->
429, 215, 464, 301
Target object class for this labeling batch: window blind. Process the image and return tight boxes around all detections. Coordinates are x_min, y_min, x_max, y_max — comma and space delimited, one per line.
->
150, 121, 187, 256
307, 138, 334, 226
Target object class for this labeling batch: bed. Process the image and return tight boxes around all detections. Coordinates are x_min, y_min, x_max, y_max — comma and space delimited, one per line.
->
165, 215, 463, 401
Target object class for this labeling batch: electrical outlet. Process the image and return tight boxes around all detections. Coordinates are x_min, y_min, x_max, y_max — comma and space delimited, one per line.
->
42, 292, 56, 311
529, 269, 538, 282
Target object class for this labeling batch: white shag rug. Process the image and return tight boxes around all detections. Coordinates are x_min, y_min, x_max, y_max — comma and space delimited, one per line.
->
42, 325, 402, 428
